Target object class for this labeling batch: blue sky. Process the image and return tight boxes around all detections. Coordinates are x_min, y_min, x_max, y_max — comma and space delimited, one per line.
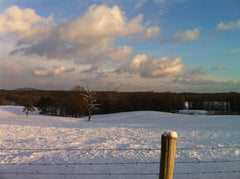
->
0, 0, 240, 92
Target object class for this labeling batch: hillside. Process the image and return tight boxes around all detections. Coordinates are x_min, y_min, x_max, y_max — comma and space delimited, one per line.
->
1, 106, 240, 178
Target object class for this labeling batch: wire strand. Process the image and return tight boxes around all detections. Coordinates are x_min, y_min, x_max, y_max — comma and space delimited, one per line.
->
0, 161, 159, 166
174, 170, 240, 175
176, 146, 240, 150
0, 148, 160, 151
1, 171, 240, 176
0, 172, 158, 176
1, 145, 240, 151
2, 160, 240, 166
175, 160, 240, 164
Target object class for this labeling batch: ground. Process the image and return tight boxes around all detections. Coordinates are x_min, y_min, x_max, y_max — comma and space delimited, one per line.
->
1, 106, 240, 179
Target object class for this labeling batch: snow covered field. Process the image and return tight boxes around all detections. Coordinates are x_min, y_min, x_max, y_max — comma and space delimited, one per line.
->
1, 106, 240, 179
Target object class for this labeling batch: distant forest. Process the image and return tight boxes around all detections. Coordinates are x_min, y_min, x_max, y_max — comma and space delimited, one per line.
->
1, 89, 240, 116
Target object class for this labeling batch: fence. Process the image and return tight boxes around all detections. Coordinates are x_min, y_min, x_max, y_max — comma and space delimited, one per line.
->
1, 132, 240, 178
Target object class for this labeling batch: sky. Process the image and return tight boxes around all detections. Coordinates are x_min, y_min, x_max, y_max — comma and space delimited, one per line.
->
0, 0, 240, 92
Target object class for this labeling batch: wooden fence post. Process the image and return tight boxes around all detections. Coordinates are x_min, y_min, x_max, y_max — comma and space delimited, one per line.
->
159, 130, 178, 179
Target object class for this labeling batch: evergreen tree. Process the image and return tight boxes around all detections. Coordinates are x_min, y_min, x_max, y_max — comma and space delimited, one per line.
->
23, 105, 35, 117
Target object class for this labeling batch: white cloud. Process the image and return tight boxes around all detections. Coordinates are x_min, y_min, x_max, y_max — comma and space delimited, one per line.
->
145, 26, 161, 39
174, 28, 200, 42
2, 5, 159, 72
34, 70, 49, 76
127, 54, 148, 71
217, 19, 240, 31
99, 45, 133, 63
54, 66, 66, 75
118, 55, 186, 78
0, 5, 53, 41
32, 66, 74, 77
131, 26, 161, 41
58, 5, 144, 54
68, 45, 133, 72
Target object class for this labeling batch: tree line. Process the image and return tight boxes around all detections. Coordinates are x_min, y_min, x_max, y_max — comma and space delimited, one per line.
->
0, 88, 240, 117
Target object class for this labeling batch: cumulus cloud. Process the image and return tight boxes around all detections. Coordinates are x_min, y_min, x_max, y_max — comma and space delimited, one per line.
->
93, 45, 133, 64
58, 5, 144, 54
118, 55, 186, 78
9, 31, 79, 60
145, 27, 161, 39
217, 19, 240, 31
174, 28, 200, 42
0, 5, 53, 41
2, 5, 159, 72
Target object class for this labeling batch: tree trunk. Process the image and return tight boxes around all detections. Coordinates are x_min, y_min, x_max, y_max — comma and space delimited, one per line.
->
88, 108, 92, 121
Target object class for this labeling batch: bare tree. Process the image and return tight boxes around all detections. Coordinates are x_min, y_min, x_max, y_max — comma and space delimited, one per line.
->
82, 87, 100, 121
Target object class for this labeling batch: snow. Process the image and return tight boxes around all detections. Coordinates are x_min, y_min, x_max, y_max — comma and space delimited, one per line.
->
0, 105, 240, 179
162, 130, 178, 138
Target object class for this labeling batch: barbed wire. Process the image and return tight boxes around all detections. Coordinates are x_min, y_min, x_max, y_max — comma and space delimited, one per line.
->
176, 146, 240, 151
0, 161, 159, 166
1, 170, 240, 176
1, 159, 240, 166
0, 148, 160, 151
0, 172, 158, 176
1, 145, 240, 151
175, 159, 240, 164
1, 146, 240, 177
174, 170, 240, 175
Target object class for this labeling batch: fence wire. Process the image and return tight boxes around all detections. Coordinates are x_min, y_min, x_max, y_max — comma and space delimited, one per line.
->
1, 171, 240, 176
174, 170, 240, 175
1, 145, 240, 151
175, 159, 240, 164
1, 159, 240, 166
176, 146, 240, 151
0, 161, 159, 166
0, 148, 160, 151
1, 145, 240, 176
0, 172, 159, 176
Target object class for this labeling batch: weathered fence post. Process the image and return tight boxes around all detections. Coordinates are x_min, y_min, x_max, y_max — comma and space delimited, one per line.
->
159, 130, 178, 179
